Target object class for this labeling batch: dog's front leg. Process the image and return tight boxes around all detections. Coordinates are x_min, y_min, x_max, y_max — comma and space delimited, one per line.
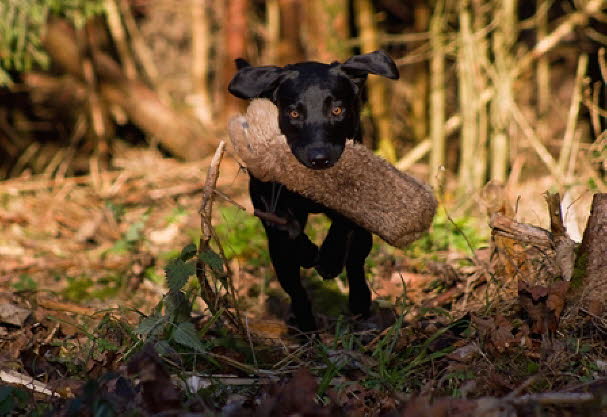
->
345, 226, 372, 317
264, 226, 317, 332
315, 216, 352, 280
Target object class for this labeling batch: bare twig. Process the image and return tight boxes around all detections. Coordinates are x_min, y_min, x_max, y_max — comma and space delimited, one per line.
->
104, 0, 137, 80
509, 101, 564, 184
196, 140, 242, 330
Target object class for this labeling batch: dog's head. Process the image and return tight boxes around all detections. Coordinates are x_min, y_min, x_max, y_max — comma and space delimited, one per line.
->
228, 51, 399, 170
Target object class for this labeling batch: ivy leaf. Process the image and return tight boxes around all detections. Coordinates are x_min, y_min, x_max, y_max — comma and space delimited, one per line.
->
165, 259, 196, 292
171, 322, 204, 352
180, 243, 198, 261
199, 250, 224, 275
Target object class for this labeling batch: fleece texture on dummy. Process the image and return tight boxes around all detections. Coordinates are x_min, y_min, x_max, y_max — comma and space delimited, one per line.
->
228, 99, 437, 248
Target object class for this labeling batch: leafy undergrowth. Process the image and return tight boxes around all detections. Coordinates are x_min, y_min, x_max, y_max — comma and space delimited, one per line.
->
1, 151, 606, 416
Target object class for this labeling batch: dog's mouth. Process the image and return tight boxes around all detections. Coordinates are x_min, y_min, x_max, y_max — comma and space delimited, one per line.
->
293, 145, 341, 170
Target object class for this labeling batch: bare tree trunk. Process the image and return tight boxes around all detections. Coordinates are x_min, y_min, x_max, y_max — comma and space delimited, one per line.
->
457, 2, 478, 195
577, 193, 607, 316
224, 0, 248, 115
472, 0, 489, 192
278, 0, 305, 64
212, 0, 226, 114
490, 0, 517, 183
355, 0, 396, 162
191, 0, 212, 124
536, 0, 550, 116
410, 0, 430, 143
264, 0, 280, 64
304, 0, 349, 62
429, 0, 446, 190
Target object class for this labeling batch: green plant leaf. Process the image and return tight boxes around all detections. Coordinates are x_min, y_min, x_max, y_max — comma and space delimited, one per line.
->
171, 322, 204, 352
135, 315, 165, 337
199, 249, 223, 274
180, 243, 197, 261
165, 259, 196, 292
125, 220, 144, 243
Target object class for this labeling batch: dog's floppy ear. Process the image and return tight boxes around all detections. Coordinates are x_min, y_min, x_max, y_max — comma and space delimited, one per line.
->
228, 63, 286, 99
341, 50, 399, 82
235, 58, 251, 70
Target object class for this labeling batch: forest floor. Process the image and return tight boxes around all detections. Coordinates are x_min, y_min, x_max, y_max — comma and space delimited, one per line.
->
0, 147, 606, 417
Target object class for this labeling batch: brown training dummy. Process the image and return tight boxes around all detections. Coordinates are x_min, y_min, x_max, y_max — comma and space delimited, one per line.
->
228, 99, 437, 248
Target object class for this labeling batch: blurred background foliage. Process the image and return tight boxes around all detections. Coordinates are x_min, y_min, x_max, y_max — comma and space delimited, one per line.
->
0, 0, 605, 206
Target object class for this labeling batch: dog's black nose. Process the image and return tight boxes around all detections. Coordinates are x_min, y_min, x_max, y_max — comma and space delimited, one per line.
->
308, 148, 332, 169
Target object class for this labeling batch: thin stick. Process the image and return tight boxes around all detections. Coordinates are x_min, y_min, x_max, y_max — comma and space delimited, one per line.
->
512, 392, 595, 406
559, 54, 588, 179
395, 110, 463, 171
117, 0, 161, 87
197, 141, 228, 316
509, 100, 565, 184
515, 0, 603, 76
396, 139, 431, 171
104, 0, 137, 80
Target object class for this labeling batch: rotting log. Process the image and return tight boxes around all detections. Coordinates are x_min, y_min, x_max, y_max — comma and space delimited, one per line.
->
41, 18, 214, 160
576, 193, 607, 316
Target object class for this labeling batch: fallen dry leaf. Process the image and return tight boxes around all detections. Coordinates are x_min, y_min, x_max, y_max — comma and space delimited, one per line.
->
518, 280, 569, 334
255, 368, 334, 417
0, 302, 31, 327
127, 343, 183, 413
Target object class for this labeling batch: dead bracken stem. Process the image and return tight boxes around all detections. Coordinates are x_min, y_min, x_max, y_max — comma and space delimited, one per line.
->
197, 140, 244, 332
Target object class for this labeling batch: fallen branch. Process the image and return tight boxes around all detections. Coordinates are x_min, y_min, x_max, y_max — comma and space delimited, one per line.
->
0, 370, 61, 398
512, 392, 595, 406
489, 213, 553, 248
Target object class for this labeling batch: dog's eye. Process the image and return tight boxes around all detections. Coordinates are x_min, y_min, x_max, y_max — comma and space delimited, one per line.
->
289, 110, 300, 119
331, 106, 343, 116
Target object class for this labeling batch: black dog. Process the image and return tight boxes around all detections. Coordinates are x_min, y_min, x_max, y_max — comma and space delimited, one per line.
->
228, 50, 399, 332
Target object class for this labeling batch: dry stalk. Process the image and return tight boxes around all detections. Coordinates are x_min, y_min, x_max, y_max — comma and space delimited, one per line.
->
509, 100, 565, 184
396, 105, 465, 171
117, 0, 160, 87
104, 0, 137, 80
536, 0, 551, 115
457, 2, 479, 195
429, 0, 446, 190
197, 140, 243, 331
515, 0, 604, 76
397, 139, 431, 172
559, 54, 588, 180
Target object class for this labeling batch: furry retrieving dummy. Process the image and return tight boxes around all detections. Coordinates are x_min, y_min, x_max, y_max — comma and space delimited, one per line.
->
228, 99, 437, 248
